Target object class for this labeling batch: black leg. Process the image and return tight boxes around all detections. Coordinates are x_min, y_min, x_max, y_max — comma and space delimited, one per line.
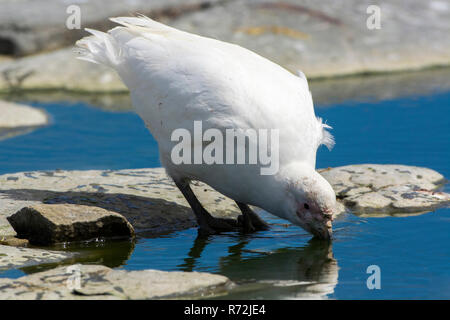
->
174, 179, 237, 236
178, 235, 211, 272
236, 202, 270, 232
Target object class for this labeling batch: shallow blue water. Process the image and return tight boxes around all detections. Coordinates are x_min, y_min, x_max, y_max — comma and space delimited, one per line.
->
0, 103, 160, 173
0, 91, 449, 299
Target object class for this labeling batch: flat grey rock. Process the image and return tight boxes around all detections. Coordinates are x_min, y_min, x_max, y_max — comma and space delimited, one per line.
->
0, 264, 232, 300
0, 165, 447, 239
8, 204, 135, 245
320, 164, 449, 216
0, 101, 47, 128
172, 0, 450, 77
0, 0, 221, 56
0, 100, 48, 140
0, 245, 74, 271
1, 0, 450, 92
0, 168, 242, 237
0, 48, 127, 92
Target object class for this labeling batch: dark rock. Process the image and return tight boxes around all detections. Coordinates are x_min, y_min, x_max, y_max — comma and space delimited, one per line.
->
7, 204, 135, 245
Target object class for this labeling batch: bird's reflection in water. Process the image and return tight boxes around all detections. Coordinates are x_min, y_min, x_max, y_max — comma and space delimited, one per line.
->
178, 235, 213, 272
178, 233, 338, 299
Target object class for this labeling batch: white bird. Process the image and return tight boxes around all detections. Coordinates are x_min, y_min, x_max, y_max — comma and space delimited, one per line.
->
75, 15, 336, 239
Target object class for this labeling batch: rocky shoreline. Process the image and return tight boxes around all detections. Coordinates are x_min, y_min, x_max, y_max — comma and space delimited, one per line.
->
0, 0, 449, 300
0, 164, 448, 299
0, 100, 48, 140
0, 264, 232, 300
0, 165, 447, 239
1, 165, 447, 240
1, 0, 450, 93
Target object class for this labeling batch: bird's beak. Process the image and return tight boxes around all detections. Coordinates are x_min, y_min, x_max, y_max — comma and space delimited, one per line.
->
312, 211, 333, 240
311, 220, 332, 240
296, 208, 333, 240
320, 222, 333, 240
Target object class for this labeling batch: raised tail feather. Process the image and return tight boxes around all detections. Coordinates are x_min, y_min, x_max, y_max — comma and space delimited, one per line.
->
74, 15, 173, 67
75, 28, 120, 67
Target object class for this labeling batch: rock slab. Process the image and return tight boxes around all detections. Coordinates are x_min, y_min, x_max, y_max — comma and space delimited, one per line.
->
0, 264, 232, 300
0, 168, 241, 237
0, 165, 448, 240
0, 244, 73, 271
320, 164, 449, 216
1, 0, 450, 92
0, 0, 222, 56
0, 100, 48, 128
0, 100, 49, 141
7, 204, 135, 245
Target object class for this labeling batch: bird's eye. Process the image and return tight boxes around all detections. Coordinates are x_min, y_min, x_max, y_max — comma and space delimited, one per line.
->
304, 203, 309, 210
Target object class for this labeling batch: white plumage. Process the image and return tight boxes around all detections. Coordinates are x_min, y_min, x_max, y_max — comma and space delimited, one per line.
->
76, 16, 336, 239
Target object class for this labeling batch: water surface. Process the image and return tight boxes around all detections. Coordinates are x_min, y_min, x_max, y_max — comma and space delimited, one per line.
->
0, 91, 449, 299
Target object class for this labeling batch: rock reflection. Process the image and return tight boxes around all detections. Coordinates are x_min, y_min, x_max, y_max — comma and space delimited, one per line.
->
20, 238, 135, 274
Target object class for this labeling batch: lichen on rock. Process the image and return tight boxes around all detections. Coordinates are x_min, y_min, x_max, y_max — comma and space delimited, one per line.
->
320, 164, 449, 216
0, 264, 232, 300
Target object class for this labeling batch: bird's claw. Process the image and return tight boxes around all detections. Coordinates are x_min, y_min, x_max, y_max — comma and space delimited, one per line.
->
237, 214, 269, 233
197, 217, 238, 236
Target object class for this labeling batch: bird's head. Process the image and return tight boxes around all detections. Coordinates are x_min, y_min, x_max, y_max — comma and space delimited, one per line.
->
279, 162, 336, 240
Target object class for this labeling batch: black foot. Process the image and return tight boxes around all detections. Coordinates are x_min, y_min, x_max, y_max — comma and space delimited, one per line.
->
198, 214, 239, 236
173, 179, 239, 237
237, 214, 269, 232
236, 202, 270, 233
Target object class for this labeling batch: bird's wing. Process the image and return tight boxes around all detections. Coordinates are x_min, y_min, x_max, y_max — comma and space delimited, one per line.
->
75, 16, 333, 167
